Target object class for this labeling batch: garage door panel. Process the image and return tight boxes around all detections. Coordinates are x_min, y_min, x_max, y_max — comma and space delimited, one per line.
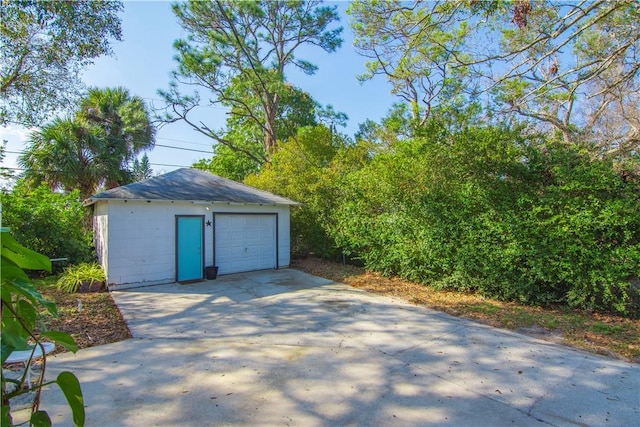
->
215, 214, 277, 275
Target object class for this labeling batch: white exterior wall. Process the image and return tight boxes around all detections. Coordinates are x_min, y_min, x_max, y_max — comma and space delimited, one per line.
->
94, 200, 291, 289
93, 202, 109, 274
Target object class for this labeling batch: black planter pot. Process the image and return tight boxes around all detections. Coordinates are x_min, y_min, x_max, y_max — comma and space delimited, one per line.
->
205, 266, 219, 280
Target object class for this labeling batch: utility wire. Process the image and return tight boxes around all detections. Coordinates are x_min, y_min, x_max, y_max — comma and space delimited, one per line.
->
2, 143, 213, 156
154, 144, 211, 154
140, 96, 229, 111
148, 163, 193, 168
2, 119, 216, 149
1, 163, 194, 173
156, 136, 212, 147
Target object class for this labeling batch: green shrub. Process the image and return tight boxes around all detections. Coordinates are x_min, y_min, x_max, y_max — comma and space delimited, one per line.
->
245, 125, 363, 258
1, 182, 94, 268
330, 124, 640, 317
1, 229, 84, 425
57, 263, 106, 293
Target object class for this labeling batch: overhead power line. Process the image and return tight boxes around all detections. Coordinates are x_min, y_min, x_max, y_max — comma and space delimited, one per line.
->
1, 163, 194, 173
154, 143, 212, 154
2, 144, 212, 156
3, 119, 216, 149
156, 136, 212, 147
148, 163, 193, 168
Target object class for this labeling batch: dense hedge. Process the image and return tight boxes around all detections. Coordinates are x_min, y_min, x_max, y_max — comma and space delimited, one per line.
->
1, 183, 94, 268
246, 125, 363, 259
329, 128, 640, 317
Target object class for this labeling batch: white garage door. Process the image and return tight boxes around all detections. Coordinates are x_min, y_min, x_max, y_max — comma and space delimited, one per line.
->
214, 214, 277, 275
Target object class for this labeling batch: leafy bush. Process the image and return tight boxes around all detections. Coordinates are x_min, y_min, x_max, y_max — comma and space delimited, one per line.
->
1, 229, 85, 426
330, 123, 640, 317
246, 125, 365, 258
1, 182, 94, 268
57, 263, 106, 293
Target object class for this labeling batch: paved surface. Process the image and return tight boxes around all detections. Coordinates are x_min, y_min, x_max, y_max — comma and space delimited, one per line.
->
38, 269, 639, 426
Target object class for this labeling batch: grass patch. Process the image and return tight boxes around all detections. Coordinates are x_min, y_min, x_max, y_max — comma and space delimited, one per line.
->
292, 257, 640, 362
467, 302, 501, 316
32, 275, 131, 354
592, 322, 624, 335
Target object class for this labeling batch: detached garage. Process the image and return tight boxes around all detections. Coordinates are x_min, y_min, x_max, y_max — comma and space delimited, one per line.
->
85, 168, 299, 289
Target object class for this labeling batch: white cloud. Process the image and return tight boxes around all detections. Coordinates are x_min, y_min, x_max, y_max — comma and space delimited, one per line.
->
0, 123, 37, 170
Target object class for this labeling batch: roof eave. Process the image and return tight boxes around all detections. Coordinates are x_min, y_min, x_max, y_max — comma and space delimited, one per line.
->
83, 197, 300, 207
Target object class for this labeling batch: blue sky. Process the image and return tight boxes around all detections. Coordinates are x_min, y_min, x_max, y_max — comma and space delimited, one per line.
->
1, 1, 396, 177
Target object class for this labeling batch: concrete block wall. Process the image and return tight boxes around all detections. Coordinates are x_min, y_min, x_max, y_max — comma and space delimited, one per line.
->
93, 200, 291, 288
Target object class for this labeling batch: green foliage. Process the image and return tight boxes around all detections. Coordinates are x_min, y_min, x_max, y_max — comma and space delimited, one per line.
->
1, 182, 93, 266
348, 0, 475, 124
348, 0, 640, 156
330, 119, 640, 316
79, 87, 156, 188
57, 263, 106, 293
0, 142, 13, 181
161, 0, 343, 163
19, 86, 155, 199
0, 0, 123, 126
1, 229, 84, 426
55, 372, 84, 427
18, 117, 103, 200
131, 153, 153, 182
245, 125, 363, 258
512, 146, 640, 314
226, 80, 319, 147
193, 86, 351, 182
193, 144, 262, 182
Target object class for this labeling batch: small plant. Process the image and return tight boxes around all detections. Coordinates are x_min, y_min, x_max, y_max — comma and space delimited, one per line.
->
57, 263, 106, 293
2, 229, 84, 426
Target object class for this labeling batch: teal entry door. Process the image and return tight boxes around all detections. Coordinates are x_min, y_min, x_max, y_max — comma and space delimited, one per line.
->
176, 216, 204, 282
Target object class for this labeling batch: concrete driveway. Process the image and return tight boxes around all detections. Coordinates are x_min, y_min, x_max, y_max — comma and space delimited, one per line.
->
40, 269, 638, 426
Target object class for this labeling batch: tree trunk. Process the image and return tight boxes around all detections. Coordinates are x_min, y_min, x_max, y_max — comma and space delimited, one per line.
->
263, 93, 279, 159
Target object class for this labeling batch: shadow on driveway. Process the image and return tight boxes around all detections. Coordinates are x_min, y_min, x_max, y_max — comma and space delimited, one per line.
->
38, 269, 639, 426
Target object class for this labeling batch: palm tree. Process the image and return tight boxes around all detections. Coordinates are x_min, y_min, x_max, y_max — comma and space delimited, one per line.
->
19, 117, 103, 200
79, 87, 155, 189
19, 87, 155, 199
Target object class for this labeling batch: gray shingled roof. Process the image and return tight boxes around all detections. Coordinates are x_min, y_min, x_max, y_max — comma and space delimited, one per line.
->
84, 168, 299, 206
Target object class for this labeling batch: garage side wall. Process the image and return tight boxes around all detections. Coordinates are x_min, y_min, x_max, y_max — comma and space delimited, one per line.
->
101, 201, 291, 288
93, 202, 109, 274
278, 206, 291, 267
